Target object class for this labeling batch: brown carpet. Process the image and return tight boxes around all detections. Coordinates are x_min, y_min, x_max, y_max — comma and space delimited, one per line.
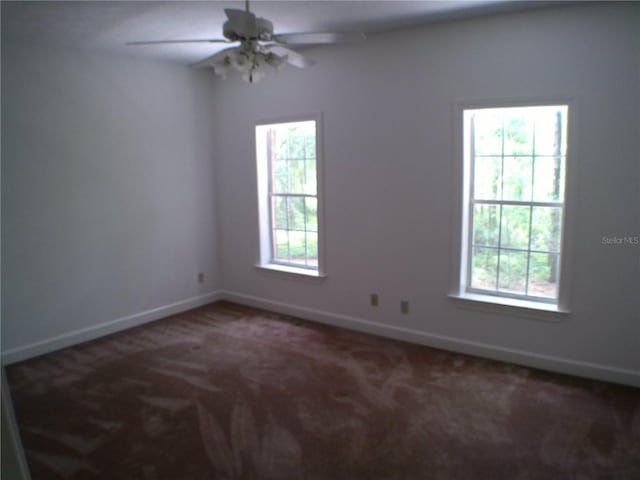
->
6, 301, 640, 480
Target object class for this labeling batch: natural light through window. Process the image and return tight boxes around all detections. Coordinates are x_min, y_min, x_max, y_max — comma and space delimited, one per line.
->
256, 117, 323, 275
462, 105, 568, 306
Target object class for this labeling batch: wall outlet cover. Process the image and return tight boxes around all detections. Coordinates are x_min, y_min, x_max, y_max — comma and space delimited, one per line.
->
370, 294, 379, 307
401, 301, 409, 314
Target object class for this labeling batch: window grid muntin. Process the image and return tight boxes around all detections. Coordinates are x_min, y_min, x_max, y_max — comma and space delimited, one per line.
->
466, 106, 567, 303
266, 121, 318, 269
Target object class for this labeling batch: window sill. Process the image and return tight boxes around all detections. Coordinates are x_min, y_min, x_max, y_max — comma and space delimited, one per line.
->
448, 291, 570, 322
255, 263, 326, 280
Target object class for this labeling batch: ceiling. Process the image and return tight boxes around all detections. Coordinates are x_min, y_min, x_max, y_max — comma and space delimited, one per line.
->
2, 1, 552, 64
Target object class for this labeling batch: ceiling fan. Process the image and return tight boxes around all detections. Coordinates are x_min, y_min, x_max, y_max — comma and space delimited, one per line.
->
127, 0, 366, 83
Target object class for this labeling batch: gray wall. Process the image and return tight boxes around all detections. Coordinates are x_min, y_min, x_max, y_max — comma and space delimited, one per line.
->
2, 47, 220, 356
211, 4, 640, 382
1, 3, 638, 385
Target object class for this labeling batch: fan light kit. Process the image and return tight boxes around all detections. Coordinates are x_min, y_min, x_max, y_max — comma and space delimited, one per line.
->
127, 1, 366, 83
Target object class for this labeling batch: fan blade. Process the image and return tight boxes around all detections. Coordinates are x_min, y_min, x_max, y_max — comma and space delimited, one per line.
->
265, 45, 315, 69
127, 39, 229, 46
273, 32, 366, 45
191, 47, 238, 68
224, 8, 257, 37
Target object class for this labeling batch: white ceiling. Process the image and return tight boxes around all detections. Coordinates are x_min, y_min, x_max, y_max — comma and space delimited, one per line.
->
2, 1, 552, 64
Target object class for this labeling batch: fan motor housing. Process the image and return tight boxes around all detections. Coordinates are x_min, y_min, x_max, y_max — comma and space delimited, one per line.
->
223, 17, 274, 41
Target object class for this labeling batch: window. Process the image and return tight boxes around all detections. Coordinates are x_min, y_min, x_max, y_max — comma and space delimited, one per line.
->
255, 116, 323, 276
458, 104, 570, 310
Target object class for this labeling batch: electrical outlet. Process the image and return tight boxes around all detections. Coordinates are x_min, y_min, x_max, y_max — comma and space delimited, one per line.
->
198, 272, 205, 284
370, 293, 379, 307
400, 301, 409, 314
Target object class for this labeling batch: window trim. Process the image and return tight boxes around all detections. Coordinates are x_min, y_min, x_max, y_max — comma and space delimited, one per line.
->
449, 97, 578, 318
255, 113, 326, 278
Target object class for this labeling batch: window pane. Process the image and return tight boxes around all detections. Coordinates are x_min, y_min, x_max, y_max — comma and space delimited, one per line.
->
259, 119, 320, 271
287, 129, 305, 159
287, 196, 306, 231
304, 136, 316, 160
472, 204, 500, 246
464, 104, 567, 304
272, 121, 318, 160
531, 207, 562, 252
273, 229, 289, 260
273, 160, 289, 193
503, 112, 534, 156
473, 157, 501, 200
533, 156, 564, 202
282, 160, 302, 194
273, 197, 288, 230
502, 156, 532, 201
500, 205, 530, 249
306, 232, 318, 266
288, 230, 307, 263
305, 197, 318, 232
272, 153, 317, 195
470, 246, 498, 290
528, 252, 558, 298
305, 160, 317, 195
297, 120, 316, 136
498, 250, 528, 294
472, 111, 503, 156
533, 107, 567, 156
275, 132, 289, 160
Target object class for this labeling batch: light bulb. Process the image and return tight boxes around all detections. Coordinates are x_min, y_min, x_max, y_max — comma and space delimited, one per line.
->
212, 57, 233, 79
232, 51, 253, 72
265, 53, 287, 71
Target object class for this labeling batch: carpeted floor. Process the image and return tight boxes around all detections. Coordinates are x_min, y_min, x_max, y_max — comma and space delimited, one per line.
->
6, 301, 640, 480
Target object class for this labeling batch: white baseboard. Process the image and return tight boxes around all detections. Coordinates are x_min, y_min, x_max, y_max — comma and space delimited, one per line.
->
4, 289, 638, 388
1, 291, 224, 365
221, 290, 640, 388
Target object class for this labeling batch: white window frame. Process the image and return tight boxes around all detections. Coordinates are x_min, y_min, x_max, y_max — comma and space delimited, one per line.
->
449, 98, 577, 319
255, 114, 325, 278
